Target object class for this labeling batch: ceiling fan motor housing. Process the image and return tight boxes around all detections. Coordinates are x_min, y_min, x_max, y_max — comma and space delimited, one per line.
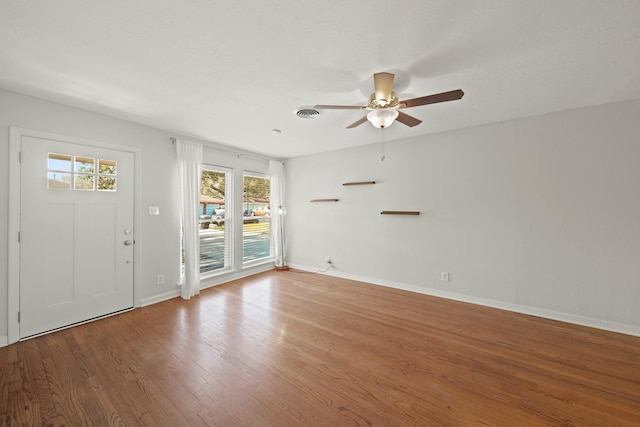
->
368, 91, 400, 109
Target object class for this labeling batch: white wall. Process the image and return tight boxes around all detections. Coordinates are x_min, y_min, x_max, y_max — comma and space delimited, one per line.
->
285, 98, 640, 335
0, 88, 275, 344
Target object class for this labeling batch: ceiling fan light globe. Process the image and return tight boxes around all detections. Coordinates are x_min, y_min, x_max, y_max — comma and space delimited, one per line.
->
367, 109, 399, 128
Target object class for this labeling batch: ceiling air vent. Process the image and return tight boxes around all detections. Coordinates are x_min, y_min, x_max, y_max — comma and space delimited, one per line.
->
295, 107, 321, 119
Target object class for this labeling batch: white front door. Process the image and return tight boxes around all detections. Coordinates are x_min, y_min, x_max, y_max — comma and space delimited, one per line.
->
19, 136, 135, 338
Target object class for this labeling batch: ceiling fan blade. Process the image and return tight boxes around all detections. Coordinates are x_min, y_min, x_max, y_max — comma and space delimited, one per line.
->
373, 72, 395, 104
314, 104, 366, 110
400, 89, 464, 108
396, 111, 422, 127
346, 115, 369, 129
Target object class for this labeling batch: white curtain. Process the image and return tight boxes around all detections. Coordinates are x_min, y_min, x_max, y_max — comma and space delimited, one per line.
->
270, 160, 286, 268
176, 139, 203, 299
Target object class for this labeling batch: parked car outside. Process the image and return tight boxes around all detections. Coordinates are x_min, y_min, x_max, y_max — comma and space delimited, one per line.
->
251, 206, 270, 216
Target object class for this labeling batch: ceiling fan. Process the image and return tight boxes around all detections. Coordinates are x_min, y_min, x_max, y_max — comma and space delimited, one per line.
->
314, 72, 464, 129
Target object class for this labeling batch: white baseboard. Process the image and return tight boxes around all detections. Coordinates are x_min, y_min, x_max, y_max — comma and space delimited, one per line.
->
141, 263, 275, 307
0, 335, 8, 348
288, 264, 640, 338
141, 290, 181, 307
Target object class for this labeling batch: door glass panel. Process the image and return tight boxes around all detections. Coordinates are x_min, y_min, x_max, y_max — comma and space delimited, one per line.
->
75, 156, 95, 173
47, 172, 71, 190
99, 159, 117, 175
98, 176, 117, 191
48, 153, 71, 171
75, 174, 95, 190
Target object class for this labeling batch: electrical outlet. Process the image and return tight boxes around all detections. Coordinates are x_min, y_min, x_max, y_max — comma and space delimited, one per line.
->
441, 272, 450, 282
157, 274, 165, 285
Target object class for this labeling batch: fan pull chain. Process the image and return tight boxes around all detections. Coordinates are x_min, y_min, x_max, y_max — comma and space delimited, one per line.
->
380, 129, 386, 162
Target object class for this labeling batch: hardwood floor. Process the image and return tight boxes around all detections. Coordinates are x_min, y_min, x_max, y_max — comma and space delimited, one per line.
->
2, 270, 640, 426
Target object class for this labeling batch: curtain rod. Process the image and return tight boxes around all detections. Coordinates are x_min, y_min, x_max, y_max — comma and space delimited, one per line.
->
169, 136, 284, 163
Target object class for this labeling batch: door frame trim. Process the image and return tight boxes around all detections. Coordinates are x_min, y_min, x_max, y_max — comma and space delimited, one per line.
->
8, 126, 142, 344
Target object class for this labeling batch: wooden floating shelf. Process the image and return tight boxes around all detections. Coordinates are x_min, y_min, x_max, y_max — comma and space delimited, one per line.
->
343, 181, 376, 186
310, 199, 339, 203
380, 211, 420, 215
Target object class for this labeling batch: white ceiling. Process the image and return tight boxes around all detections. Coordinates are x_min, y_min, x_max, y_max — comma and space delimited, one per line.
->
1, 1, 640, 158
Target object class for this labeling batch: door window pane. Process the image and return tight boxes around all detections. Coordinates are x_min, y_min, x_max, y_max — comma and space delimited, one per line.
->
75, 174, 95, 190
98, 176, 117, 191
75, 156, 95, 173
47, 172, 71, 190
98, 159, 117, 175
48, 153, 71, 172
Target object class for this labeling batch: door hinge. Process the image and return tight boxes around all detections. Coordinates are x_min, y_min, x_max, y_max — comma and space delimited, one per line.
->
19, 151, 22, 163
18, 311, 21, 322
18, 231, 20, 243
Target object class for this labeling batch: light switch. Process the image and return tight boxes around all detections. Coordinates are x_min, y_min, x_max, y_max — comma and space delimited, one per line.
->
149, 206, 160, 216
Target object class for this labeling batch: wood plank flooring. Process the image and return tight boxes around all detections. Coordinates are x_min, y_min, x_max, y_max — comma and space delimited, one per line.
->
2, 270, 640, 426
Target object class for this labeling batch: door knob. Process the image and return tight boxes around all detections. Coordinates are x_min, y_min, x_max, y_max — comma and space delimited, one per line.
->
124, 240, 133, 246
